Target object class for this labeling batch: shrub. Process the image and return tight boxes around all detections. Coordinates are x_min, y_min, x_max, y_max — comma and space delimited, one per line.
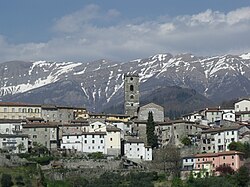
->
1, 174, 13, 187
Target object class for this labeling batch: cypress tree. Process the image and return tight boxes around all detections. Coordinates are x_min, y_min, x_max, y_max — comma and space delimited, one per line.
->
146, 111, 157, 148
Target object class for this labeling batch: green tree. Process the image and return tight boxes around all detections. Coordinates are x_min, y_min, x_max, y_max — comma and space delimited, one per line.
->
181, 137, 192, 146
1, 174, 13, 187
146, 111, 158, 148
228, 142, 250, 158
235, 166, 250, 187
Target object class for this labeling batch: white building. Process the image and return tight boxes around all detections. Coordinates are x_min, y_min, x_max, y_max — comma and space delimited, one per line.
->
201, 125, 249, 153
235, 99, 250, 112
182, 112, 203, 122
124, 139, 152, 161
61, 133, 83, 152
82, 132, 106, 153
222, 110, 235, 122
0, 119, 23, 134
182, 156, 196, 171
0, 134, 28, 153
205, 108, 222, 123
61, 121, 121, 156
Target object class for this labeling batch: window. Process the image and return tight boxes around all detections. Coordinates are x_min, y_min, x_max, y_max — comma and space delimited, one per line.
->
45, 128, 47, 132
137, 148, 139, 151
130, 77, 133, 81
84, 140, 87, 143
110, 138, 113, 141
101, 140, 103, 144
67, 136, 69, 139
198, 164, 200, 168
18, 108, 22, 113
84, 135, 87, 138
232, 156, 234, 159
92, 140, 95, 143
203, 147, 206, 151
232, 162, 234, 166
12, 108, 15, 112
231, 138, 235, 142
130, 85, 134, 91
91, 125, 94, 129
98, 125, 101, 128
4, 108, 7, 112
218, 139, 221, 143
130, 95, 134, 99
223, 156, 225, 159
33, 135, 37, 138
92, 135, 94, 138
34, 128, 36, 132
232, 131, 234, 135
185, 159, 188, 162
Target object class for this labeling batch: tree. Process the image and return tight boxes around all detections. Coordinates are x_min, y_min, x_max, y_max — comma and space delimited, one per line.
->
153, 145, 181, 177
181, 137, 192, 146
235, 166, 250, 187
1, 174, 13, 187
228, 142, 244, 152
17, 142, 25, 153
228, 141, 250, 158
215, 164, 234, 175
146, 111, 158, 148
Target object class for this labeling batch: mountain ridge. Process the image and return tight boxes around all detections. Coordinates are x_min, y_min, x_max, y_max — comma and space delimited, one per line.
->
0, 52, 250, 114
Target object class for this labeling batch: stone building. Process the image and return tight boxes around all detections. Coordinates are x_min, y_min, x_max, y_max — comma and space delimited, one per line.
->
22, 121, 61, 150
124, 73, 140, 117
137, 102, 164, 122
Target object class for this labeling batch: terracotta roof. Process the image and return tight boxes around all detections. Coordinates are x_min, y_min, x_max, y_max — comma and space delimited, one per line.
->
23, 122, 60, 128
0, 119, 23, 123
195, 151, 244, 158
0, 102, 41, 107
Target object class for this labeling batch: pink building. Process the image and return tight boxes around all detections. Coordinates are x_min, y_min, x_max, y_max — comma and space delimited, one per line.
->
195, 151, 244, 173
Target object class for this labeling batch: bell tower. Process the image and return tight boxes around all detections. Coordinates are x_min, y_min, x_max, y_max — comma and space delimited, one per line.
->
124, 73, 140, 117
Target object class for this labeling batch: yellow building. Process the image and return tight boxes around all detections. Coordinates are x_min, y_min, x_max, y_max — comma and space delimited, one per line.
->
0, 102, 42, 119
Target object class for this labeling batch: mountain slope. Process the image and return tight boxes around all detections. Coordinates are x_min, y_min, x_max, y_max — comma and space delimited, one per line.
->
0, 53, 250, 113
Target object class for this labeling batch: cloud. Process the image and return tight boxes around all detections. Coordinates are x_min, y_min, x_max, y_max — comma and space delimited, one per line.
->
1, 6, 250, 62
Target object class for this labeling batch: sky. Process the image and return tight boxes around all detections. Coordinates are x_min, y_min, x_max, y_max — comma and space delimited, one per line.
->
0, 0, 250, 63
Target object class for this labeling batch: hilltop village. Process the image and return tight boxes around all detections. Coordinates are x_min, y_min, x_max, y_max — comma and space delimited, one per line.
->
0, 73, 250, 183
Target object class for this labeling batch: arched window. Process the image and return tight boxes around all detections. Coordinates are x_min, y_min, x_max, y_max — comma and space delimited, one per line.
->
130, 85, 134, 91
22, 108, 27, 113
130, 95, 134, 99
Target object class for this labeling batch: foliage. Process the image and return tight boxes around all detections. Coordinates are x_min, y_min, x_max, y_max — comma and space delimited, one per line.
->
235, 166, 250, 187
1, 174, 13, 187
228, 142, 250, 158
181, 137, 192, 146
31, 142, 49, 156
215, 164, 234, 175
29, 155, 54, 165
15, 175, 25, 186
146, 111, 158, 148
87, 152, 106, 160
186, 176, 236, 187
172, 177, 184, 187
17, 142, 26, 153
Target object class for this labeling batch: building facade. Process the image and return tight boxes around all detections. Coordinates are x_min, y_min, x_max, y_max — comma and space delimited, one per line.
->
124, 73, 140, 117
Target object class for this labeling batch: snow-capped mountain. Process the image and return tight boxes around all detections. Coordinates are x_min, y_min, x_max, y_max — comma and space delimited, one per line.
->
0, 52, 250, 113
